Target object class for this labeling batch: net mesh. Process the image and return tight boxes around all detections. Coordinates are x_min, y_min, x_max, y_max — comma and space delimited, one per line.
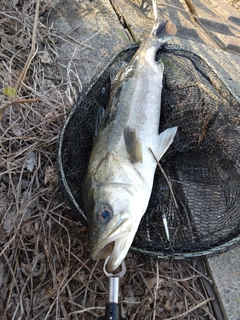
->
58, 45, 240, 258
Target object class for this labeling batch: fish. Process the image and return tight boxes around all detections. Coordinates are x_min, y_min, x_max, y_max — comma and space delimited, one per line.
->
83, 20, 178, 272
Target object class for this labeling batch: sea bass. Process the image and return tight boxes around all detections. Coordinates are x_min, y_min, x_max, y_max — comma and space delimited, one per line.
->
83, 20, 177, 272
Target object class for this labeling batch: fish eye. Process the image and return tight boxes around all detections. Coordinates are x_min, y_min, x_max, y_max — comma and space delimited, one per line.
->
98, 207, 112, 222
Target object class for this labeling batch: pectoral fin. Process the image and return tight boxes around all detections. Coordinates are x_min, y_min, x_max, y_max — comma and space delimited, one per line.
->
156, 126, 178, 160
124, 127, 143, 163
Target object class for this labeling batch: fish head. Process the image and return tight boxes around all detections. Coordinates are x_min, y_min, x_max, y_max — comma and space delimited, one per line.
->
84, 183, 143, 272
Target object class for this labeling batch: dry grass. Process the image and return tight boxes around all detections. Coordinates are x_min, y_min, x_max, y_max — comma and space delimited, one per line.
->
0, 0, 218, 319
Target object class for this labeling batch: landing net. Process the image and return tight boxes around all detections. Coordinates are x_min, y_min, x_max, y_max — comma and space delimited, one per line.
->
58, 45, 240, 258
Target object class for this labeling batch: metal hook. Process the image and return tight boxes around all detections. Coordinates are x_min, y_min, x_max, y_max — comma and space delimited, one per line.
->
103, 256, 126, 278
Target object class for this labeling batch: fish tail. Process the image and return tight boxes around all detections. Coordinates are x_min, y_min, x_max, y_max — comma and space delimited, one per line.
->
151, 20, 177, 45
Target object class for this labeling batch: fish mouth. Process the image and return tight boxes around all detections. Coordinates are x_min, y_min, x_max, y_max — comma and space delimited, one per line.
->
92, 237, 128, 272
91, 218, 132, 272
93, 241, 115, 260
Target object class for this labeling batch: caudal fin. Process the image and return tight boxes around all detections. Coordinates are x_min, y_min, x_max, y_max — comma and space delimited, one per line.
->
152, 20, 177, 45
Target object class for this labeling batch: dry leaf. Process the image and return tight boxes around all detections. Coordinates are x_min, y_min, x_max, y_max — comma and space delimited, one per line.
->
3, 211, 17, 233
38, 50, 53, 64
44, 165, 58, 186
21, 253, 46, 279
26, 151, 36, 172
3, 86, 17, 98
12, 126, 22, 137
165, 299, 172, 311
175, 301, 185, 312
146, 277, 158, 289
45, 109, 60, 121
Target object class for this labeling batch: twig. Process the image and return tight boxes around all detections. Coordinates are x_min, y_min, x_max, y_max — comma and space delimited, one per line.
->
149, 147, 179, 210
138, 271, 155, 300
152, 261, 160, 320
163, 296, 214, 320
1, 0, 40, 116
15, 0, 40, 90
184, 0, 199, 18
68, 306, 105, 316
186, 261, 213, 284
184, 0, 240, 57
157, 1, 240, 57
3, 252, 19, 319
44, 235, 107, 291
82, 260, 99, 309
184, 0, 225, 50
0, 98, 39, 112
152, 0, 159, 22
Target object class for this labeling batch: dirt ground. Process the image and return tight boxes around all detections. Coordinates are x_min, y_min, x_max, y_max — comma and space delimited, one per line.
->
0, 0, 239, 319
227, 0, 240, 9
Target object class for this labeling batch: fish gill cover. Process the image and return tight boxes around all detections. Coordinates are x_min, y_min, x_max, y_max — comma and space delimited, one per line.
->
58, 45, 240, 259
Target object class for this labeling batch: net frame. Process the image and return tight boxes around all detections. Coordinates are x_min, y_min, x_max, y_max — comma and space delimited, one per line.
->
58, 44, 240, 259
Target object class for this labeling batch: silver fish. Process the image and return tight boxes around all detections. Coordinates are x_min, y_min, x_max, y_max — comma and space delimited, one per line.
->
83, 20, 177, 272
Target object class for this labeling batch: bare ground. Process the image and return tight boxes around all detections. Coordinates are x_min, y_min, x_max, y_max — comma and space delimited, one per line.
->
2, 0, 238, 318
